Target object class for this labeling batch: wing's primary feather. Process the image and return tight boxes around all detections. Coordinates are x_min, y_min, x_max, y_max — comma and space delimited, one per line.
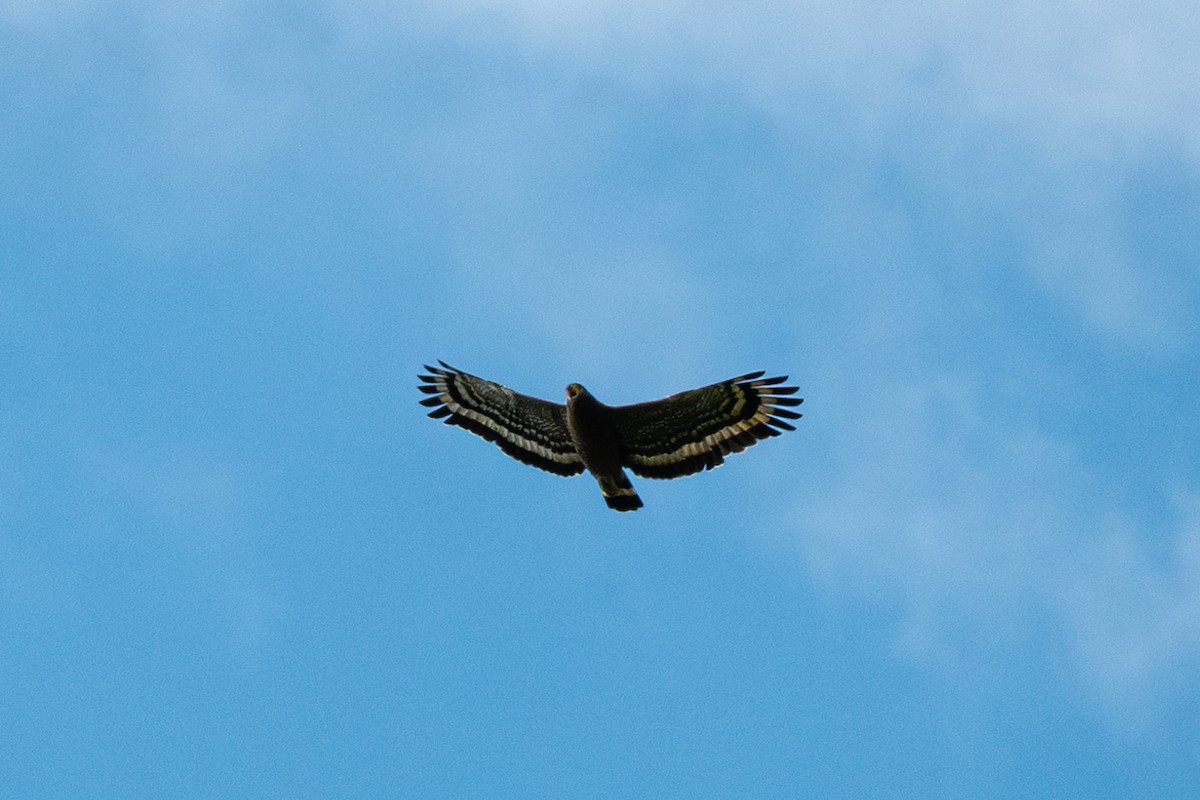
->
612, 372, 803, 479
418, 361, 584, 476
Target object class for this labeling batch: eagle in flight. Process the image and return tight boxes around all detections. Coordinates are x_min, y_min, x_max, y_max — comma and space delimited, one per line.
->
418, 361, 802, 511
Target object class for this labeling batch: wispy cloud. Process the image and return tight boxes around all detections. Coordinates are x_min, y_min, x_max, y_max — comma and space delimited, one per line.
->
391, 0, 1200, 352
1059, 492, 1200, 730
388, 1, 1199, 144
793, 373, 1200, 731
16, 2, 1194, 350
13, 2, 1199, 157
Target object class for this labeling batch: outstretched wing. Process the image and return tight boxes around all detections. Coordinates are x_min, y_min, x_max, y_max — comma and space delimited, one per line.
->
418, 361, 584, 476
611, 372, 802, 479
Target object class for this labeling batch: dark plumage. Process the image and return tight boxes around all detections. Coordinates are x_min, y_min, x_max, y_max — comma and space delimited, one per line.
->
419, 361, 802, 511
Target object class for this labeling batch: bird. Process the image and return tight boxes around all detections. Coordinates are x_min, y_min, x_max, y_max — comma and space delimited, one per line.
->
418, 361, 803, 511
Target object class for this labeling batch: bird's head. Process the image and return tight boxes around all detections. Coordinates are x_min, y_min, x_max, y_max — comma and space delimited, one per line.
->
565, 383, 587, 402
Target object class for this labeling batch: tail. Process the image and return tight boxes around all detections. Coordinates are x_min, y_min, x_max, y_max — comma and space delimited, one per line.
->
600, 470, 643, 512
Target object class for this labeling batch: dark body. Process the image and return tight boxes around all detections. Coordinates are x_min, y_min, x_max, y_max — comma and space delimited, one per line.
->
566, 383, 642, 510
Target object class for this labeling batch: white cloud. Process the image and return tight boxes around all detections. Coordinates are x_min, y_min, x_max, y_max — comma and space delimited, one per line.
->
1001, 156, 1195, 354
393, 0, 1200, 352
1026, 205, 1187, 353
1058, 492, 1200, 729
13, 2, 1198, 165
15, 2, 1195, 349
791, 374, 1200, 731
397, 1, 1200, 150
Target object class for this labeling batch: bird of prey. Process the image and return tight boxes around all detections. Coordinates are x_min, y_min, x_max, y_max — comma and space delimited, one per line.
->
418, 361, 802, 511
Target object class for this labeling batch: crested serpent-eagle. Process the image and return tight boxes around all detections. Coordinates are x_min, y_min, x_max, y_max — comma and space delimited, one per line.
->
418, 361, 803, 511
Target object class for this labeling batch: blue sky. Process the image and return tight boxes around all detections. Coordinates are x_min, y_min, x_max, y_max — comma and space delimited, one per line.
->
3, 1, 1199, 796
